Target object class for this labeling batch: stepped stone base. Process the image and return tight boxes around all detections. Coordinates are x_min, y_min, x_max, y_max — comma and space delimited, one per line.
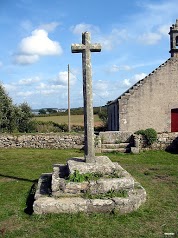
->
33, 156, 146, 214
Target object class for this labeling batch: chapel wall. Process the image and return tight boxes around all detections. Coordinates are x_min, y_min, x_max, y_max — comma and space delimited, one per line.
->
119, 58, 178, 132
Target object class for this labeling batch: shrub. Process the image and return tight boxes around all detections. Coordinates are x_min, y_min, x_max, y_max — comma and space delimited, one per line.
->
31, 120, 68, 133
71, 125, 84, 132
144, 128, 157, 145
135, 128, 157, 145
135, 129, 145, 135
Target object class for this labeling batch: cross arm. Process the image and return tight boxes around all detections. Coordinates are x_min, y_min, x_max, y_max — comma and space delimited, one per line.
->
71, 44, 85, 53
90, 43, 102, 52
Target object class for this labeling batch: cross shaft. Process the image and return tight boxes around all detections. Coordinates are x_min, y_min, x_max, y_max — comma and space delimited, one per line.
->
71, 32, 101, 163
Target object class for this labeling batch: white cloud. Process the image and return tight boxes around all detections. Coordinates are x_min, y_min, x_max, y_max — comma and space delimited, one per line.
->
0, 61, 3, 68
122, 73, 147, 87
126, 1, 178, 47
13, 28, 62, 65
17, 91, 35, 97
36, 82, 66, 92
158, 24, 170, 36
36, 82, 48, 90
19, 29, 62, 56
71, 23, 128, 51
38, 86, 66, 96
93, 80, 110, 98
133, 73, 147, 81
142, 1, 177, 15
138, 32, 162, 45
40, 89, 56, 95
71, 23, 100, 35
13, 54, 39, 65
52, 71, 76, 86
18, 76, 41, 85
98, 28, 129, 51
123, 79, 131, 87
38, 22, 60, 32
108, 64, 132, 73
4, 84, 17, 92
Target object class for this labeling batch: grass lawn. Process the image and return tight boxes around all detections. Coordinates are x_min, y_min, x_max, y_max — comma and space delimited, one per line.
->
34, 114, 102, 127
0, 149, 178, 238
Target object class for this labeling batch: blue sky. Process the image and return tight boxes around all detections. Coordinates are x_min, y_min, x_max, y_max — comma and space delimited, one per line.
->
0, 0, 177, 109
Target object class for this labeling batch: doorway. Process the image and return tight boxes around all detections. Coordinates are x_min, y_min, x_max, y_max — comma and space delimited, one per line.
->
171, 108, 178, 132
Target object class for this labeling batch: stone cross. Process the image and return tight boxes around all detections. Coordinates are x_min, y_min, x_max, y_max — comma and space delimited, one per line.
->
71, 32, 101, 163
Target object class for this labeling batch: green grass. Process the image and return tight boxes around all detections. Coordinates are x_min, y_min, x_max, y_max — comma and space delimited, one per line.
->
34, 114, 102, 127
0, 149, 178, 237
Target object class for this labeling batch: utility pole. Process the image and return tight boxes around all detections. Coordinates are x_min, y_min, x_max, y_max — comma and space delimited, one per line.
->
68, 64, 71, 132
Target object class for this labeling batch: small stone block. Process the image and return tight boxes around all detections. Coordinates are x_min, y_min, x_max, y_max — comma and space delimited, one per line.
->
131, 147, 140, 154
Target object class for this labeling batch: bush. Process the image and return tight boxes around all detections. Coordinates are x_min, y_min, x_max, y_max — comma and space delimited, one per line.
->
135, 128, 157, 145
144, 128, 157, 145
135, 129, 145, 136
30, 120, 68, 133
71, 125, 84, 132
98, 110, 108, 128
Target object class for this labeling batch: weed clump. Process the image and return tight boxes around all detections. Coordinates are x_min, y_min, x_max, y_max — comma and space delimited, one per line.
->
135, 128, 157, 145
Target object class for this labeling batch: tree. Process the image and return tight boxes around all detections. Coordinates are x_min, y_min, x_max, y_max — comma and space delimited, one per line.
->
0, 85, 17, 132
98, 109, 108, 128
39, 109, 46, 115
17, 102, 34, 132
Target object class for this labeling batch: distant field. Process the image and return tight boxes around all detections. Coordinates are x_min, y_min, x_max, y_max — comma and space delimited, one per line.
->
34, 114, 103, 126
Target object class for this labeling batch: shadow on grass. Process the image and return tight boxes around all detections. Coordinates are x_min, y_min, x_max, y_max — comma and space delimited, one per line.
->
0, 174, 38, 215
24, 182, 38, 215
0, 174, 38, 183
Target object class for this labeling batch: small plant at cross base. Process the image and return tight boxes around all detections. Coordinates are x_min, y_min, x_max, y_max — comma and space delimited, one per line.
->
67, 170, 102, 183
83, 189, 128, 199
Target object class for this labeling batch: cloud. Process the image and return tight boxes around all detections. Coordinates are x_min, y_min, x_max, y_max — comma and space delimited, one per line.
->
124, 1, 178, 46
141, 1, 177, 15
97, 28, 129, 51
3, 84, 17, 92
71, 23, 129, 51
133, 73, 147, 81
108, 64, 132, 73
18, 76, 41, 85
13, 28, 62, 65
0, 61, 3, 68
123, 79, 131, 87
36, 82, 48, 90
17, 91, 35, 97
71, 23, 100, 35
13, 54, 39, 65
52, 71, 76, 86
122, 73, 147, 87
36, 82, 66, 92
19, 29, 62, 56
93, 80, 110, 98
138, 32, 162, 45
38, 22, 60, 32
158, 24, 170, 36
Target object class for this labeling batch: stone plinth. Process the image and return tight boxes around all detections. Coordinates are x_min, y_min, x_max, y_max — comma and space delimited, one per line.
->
33, 156, 146, 214
67, 156, 117, 175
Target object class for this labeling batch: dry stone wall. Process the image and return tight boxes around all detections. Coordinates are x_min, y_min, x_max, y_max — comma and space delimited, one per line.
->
134, 132, 178, 152
0, 134, 84, 149
0, 132, 178, 152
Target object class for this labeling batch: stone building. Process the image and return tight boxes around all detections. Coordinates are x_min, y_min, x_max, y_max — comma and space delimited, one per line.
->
108, 19, 178, 133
